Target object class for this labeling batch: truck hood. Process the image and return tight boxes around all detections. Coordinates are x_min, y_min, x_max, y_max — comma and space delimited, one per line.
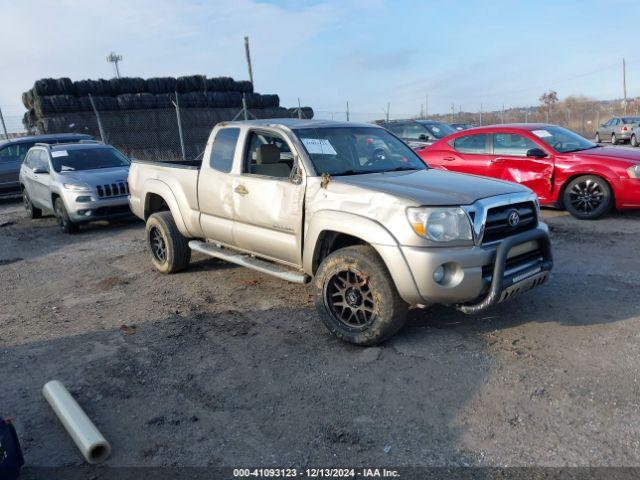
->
59, 166, 130, 186
573, 146, 640, 164
332, 169, 529, 206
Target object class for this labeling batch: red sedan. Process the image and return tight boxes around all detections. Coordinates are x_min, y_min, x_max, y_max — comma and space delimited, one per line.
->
418, 124, 640, 219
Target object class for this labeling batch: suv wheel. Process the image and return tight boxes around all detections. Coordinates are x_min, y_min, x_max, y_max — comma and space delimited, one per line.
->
54, 197, 78, 233
631, 134, 639, 147
145, 211, 191, 274
563, 175, 612, 220
595, 132, 601, 143
611, 133, 618, 144
23, 190, 42, 219
314, 245, 408, 346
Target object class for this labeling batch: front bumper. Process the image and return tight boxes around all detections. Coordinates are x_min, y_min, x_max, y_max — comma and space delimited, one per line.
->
399, 225, 552, 311
612, 178, 640, 209
63, 192, 132, 223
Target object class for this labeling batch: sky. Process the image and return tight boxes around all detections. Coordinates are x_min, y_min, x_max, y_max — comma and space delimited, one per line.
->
1, 0, 640, 129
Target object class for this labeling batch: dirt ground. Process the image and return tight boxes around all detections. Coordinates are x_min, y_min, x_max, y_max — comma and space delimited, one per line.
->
1, 198, 639, 468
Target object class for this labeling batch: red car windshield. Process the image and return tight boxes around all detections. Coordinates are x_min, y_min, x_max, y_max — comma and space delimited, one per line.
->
530, 126, 597, 153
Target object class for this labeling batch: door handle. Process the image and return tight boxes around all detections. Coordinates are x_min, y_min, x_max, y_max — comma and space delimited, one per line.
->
491, 157, 507, 163
443, 157, 456, 161
234, 185, 249, 195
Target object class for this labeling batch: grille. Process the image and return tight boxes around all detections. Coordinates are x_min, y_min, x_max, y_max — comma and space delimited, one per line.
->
482, 247, 545, 279
96, 182, 129, 198
482, 201, 537, 244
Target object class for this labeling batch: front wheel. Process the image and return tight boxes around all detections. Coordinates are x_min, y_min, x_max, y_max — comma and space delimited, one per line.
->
595, 132, 601, 143
563, 175, 612, 220
611, 133, 618, 145
314, 245, 408, 346
631, 134, 639, 147
54, 197, 78, 233
145, 211, 191, 274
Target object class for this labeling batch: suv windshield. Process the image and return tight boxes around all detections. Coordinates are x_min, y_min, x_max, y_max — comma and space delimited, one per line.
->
531, 126, 597, 153
416, 121, 456, 139
52, 147, 130, 172
293, 127, 426, 176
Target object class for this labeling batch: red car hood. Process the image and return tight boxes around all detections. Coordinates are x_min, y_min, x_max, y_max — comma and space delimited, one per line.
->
575, 146, 640, 164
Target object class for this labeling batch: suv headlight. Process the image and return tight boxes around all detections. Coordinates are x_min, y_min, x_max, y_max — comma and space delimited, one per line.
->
407, 207, 473, 242
628, 165, 640, 179
63, 183, 91, 192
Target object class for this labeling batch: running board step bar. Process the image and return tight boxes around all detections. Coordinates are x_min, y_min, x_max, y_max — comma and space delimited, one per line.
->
189, 241, 310, 284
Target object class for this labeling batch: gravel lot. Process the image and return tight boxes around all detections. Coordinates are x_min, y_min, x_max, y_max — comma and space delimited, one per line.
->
1, 199, 639, 468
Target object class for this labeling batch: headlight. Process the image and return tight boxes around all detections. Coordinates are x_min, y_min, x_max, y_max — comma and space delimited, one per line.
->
628, 165, 640, 179
407, 207, 473, 242
63, 183, 91, 192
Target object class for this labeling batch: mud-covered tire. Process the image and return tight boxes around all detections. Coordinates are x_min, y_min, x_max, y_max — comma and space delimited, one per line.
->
54, 197, 78, 233
314, 245, 408, 346
23, 189, 41, 219
563, 175, 613, 220
145, 211, 191, 274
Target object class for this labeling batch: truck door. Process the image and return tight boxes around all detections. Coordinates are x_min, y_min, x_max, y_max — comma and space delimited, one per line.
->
491, 133, 554, 203
231, 129, 305, 266
197, 127, 240, 245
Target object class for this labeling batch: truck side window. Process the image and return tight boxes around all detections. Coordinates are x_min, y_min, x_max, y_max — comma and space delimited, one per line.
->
244, 131, 292, 178
210, 128, 240, 173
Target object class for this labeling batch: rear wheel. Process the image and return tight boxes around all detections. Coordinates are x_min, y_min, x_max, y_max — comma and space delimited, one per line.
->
631, 134, 639, 147
563, 175, 612, 220
611, 133, 618, 145
54, 197, 78, 233
314, 245, 408, 346
595, 132, 601, 143
23, 190, 41, 219
145, 211, 191, 274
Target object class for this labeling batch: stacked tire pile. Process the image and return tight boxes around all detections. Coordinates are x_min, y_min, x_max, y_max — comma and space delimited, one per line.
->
22, 76, 313, 161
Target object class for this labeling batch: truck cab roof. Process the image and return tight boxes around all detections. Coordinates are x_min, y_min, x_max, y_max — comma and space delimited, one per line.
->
218, 118, 378, 130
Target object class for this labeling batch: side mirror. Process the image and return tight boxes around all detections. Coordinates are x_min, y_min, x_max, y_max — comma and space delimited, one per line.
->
290, 159, 304, 185
33, 167, 49, 174
418, 134, 430, 141
526, 148, 548, 158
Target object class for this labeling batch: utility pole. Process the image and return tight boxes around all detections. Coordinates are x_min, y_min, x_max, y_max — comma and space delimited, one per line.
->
501, 104, 505, 124
346, 101, 350, 122
425, 94, 428, 118
244, 36, 254, 86
450, 103, 454, 123
479, 103, 483, 126
0, 106, 8, 139
106, 52, 123, 78
623, 57, 628, 115
297, 98, 302, 119
525, 108, 529, 123
386, 102, 390, 123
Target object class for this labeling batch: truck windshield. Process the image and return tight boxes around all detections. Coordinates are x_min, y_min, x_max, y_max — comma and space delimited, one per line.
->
293, 127, 426, 176
416, 121, 456, 139
52, 147, 131, 172
530, 126, 597, 153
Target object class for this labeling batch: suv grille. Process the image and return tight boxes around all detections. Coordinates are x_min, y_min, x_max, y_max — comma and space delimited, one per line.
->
97, 182, 129, 198
482, 201, 537, 244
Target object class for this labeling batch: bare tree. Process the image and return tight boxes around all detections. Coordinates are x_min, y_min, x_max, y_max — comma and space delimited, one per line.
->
539, 90, 559, 123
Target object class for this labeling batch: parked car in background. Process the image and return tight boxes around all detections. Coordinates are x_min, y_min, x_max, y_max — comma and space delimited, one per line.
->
419, 124, 640, 220
0, 133, 93, 198
20, 142, 132, 233
595, 116, 640, 144
128, 119, 552, 345
381, 120, 456, 149
450, 123, 475, 131
630, 125, 640, 147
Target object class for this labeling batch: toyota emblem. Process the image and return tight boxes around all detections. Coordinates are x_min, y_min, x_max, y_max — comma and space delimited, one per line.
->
508, 209, 520, 227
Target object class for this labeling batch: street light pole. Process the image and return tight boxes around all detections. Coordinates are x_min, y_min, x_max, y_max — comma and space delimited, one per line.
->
106, 52, 123, 78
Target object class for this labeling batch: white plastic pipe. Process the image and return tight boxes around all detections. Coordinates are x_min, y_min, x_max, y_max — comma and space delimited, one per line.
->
42, 380, 111, 464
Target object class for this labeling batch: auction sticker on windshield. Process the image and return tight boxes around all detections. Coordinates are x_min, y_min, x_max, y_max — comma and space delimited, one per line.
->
532, 130, 553, 138
301, 138, 337, 155
51, 150, 68, 158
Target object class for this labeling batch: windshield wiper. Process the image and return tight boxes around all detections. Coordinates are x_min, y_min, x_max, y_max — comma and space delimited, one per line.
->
564, 145, 599, 153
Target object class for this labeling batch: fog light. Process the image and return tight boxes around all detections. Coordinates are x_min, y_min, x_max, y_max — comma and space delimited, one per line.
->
433, 265, 445, 284
76, 196, 91, 203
